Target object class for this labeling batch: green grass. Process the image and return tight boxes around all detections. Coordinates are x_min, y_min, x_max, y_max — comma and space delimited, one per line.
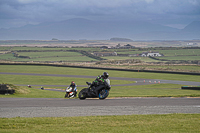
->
0, 52, 98, 62
158, 49, 200, 56
0, 53, 17, 60
0, 114, 199, 133
0, 74, 134, 86
108, 49, 200, 56
0, 65, 199, 82
111, 84, 200, 97
0, 86, 64, 98
0, 65, 200, 98
157, 55, 200, 61
0, 47, 200, 133
1, 83, 200, 98
103, 64, 200, 72
103, 56, 159, 62
0, 46, 11, 50
11, 56, 97, 62
10, 47, 70, 51
8, 46, 102, 52
17, 51, 82, 58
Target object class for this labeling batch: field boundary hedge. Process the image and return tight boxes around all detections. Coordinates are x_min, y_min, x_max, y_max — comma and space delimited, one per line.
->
149, 56, 200, 64
0, 62, 200, 75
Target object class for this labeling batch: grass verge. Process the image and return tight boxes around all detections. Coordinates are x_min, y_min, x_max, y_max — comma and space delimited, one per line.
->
0, 65, 200, 82
111, 85, 200, 97
0, 86, 64, 98
1, 83, 200, 98
0, 74, 135, 87
0, 114, 199, 133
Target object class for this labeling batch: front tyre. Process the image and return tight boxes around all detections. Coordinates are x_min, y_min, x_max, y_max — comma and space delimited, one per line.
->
78, 88, 87, 100
65, 93, 69, 98
99, 89, 109, 100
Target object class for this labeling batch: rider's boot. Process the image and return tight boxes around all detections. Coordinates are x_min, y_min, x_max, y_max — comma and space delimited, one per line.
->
90, 86, 96, 96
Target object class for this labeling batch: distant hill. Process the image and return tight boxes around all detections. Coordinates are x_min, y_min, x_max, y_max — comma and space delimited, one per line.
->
0, 18, 199, 40
182, 21, 200, 32
110, 38, 133, 42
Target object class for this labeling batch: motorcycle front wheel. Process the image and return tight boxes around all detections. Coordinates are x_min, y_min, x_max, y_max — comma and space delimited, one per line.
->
78, 88, 87, 100
99, 89, 109, 100
65, 93, 69, 98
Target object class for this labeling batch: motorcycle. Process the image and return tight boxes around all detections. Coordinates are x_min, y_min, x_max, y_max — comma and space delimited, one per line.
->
27, 85, 31, 88
65, 87, 77, 98
78, 79, 111, 100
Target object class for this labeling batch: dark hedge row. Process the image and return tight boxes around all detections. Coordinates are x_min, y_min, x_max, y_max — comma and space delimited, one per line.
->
0, 63, 199, 75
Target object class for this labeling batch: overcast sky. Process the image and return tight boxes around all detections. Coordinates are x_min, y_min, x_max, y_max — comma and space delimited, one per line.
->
0, 0, 200, 29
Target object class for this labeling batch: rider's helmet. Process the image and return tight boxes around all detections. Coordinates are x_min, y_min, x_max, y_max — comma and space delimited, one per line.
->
71, 81, 75, 85
102, 72, 109, 79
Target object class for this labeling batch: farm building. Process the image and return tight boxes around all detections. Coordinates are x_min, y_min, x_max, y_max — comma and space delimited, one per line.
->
114, 44, 135, 49
140, 51, 163, 57
93, 52, 117, 56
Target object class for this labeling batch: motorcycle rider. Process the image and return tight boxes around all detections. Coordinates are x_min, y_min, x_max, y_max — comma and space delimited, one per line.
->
90, 72, 109, 96
67, 81, 77, 97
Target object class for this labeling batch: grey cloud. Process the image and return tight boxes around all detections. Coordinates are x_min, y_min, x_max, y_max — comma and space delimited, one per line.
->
0, 0, 199, 28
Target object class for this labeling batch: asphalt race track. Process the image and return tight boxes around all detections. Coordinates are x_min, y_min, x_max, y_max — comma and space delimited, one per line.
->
0, 72, 200, 118
0, 97, 200, 118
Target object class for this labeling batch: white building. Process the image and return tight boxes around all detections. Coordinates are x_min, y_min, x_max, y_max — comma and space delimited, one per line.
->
140, 51, 162, 57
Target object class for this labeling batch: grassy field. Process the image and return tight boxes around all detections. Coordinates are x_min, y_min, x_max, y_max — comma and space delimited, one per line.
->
0, 51, 98, 62
0, 74, 134, 87
0, 46, 200, 74
9, 56, 97, 62
103, 56, 160, 62
157, 55, 200, 61
1, 46, 200, 62
102, 64, 200, 72
0, 65, 200, 82
0, 64, 200, 133
0, 114, 199, 133
0, 65, 200, 98
117, 49, 200, 56
17, 51, 82, 57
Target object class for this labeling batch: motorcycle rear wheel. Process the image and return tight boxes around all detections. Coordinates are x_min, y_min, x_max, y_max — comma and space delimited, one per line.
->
78, 88, 87, 100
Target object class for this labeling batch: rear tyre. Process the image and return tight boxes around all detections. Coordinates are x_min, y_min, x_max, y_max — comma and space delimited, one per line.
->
78, 88, 87, 100
99, 89, 109, 100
